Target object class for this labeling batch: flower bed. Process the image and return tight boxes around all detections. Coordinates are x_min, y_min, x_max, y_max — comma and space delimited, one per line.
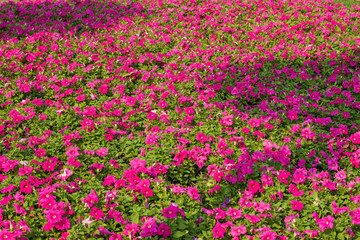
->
1, 0, 360, 239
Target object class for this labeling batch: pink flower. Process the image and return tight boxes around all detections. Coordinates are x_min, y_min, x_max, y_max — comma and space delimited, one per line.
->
55, 217, 71, 230
76, 94, 86, 101
14, 203, 27, 215
162, 205, 179, 219
202, 208, 215, 216
145, 134, 158, 146
46, 210, 62, 224
349, 132, 360, 144
259, 231, 277, 240
242, 127, 251, 134
0, 229, 15, 239
290, 201, 304, 211
239, 197, 253, 208
277, 170, 291, 184
349, 208, 360, 225
334, 170, 347, 180
19, 180, 32, 194
212, 222, 226, 239
318, 216, 334, 231
261, 173, 274, 187
98, 85, 109, 94
157, 100, 168, 109
290, 125, 300, 133
331, 201, 349, 215
226, 207, 242, 219
230, 225, 247, 237
82, 189, 99, 208
248, 180, 260, 194
125, 97, 137, 107
342, 111, 350, 119
220, 115, 233, 126
244, 214, 261, 223
141, 188, 153, 197
140, 217, 158, 237
301, 127, 314, 140
18, 166, 33, 176
287, 110, 298, 120
254, 200, 271, 213
96, 147, 109, 157
103, 175, 117, 186
90, 206, 104, 220
56, 168, 73, 181
157, 223, 171, 239
50, 44, 59, 51
65, 147, 80, 158
196, 132, 208, 144
187, 186, 201, 201
35, 148, 46, 158
123, 223, 140, 238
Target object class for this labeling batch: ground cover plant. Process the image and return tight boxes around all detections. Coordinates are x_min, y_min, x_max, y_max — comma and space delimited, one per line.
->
1, 0, 360, 239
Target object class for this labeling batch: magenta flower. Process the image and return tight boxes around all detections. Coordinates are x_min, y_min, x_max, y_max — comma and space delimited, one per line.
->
90, 206, 104, 220
334, 170, 347, 180
123, 223, 140, 238
82, 189, 99, 208
14, 203, 27, 215
157, 100, 168, 109
76, 94, 86, 102
162, 205, 179, 219
301, 127, 314, 140
65, 147, 80, 158
96, 147, 109, 157
244, 214, 261, 224
290, 201, 304, 211
254, 200, 271, 213
0, 229, 16, 240
19, 180, 32, 194
248, 118, 262, 128
35, 148, 46, 158
248, 180, 260, 194
230, 225, 247, 237
145, 134, 158, 146
349, 208, 360, 225
226, 207, 242, 219
55, 217, 71, 230
212, 222, 226, 239
349, 132, 360, 144
140, 217, 158, 236
56, 168, 73, 181
157, 223, 171, 239
220, 115, 233, 126
318, 216, 334, 231
46, 210, 62, 224
187, 186, 201, 201
342, 111, 350, 119
259, 231, 277, 240
196, 132, 208, 144
290, 125, 300, 133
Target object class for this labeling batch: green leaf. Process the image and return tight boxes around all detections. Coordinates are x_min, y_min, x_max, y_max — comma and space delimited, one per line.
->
172, 231, 187, 238
130, 211, 140, 224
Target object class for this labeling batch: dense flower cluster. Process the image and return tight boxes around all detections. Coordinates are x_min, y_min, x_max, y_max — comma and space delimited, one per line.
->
0, 0, 360, 239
